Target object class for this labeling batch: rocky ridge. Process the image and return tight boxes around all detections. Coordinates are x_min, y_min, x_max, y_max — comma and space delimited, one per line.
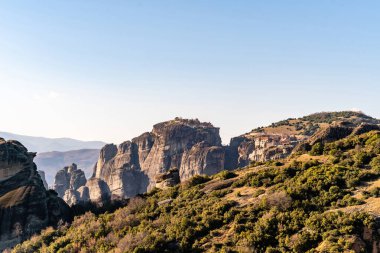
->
225, 111, 380, 169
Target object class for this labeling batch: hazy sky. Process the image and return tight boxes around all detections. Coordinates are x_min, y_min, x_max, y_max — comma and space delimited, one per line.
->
1, 1, 379, 144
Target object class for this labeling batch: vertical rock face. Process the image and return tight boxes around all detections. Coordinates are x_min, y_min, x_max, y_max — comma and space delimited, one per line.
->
53, 163, 87, 206
140, 119, 222, 182
38, 170, 48, 189
179, 142, 225, 180
90, 118, 225, 202
84, 178, 110, 203
0, 138, 72, 250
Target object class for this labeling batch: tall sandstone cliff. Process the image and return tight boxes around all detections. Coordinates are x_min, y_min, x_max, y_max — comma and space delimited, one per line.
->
86, 118, 225, 202
0, 138, 72, 251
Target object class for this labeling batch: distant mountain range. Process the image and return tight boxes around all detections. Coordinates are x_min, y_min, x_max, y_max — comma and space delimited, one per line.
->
0, 131, 106, 153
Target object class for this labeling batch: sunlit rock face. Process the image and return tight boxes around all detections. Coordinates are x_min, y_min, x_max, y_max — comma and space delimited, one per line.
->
225, 133, 303, 169
53, 163, 87, 206
84, 178, 110, 203
0, 138, 72, 251
0, 140, 27, 182
90, 118, 225, 202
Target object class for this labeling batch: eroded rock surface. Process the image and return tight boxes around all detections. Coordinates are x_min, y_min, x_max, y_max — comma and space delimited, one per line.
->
225, 133, 303, 168
90, 118, 225, 202
225, 112, 380, 169
0, 138, 72, 250
84, 178, 110, 203
53, 163, 87, 206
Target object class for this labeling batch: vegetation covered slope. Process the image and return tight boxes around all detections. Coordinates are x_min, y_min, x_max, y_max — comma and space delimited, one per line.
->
11, 129, 380, 253
252, 111, 379, 137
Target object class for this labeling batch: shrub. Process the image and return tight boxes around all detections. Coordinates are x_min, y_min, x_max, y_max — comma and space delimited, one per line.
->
187, 175, 211, 186
310, 142, 324, 156
214, 170, 237, 180
355, 152, 373, 166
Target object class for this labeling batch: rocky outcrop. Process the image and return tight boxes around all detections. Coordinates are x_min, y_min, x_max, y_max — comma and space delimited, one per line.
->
155, 169, 180, 189
294, 122, 380, 153
91, 141, 148, 201
38, 170, 48, 189
226, 113, 380, 169
351, 123, 380, 136
225, 134, 303, 168
89, 118, 225, 202
308, 122, 354, 146
53, 163, 87, 206
0, 138, 72, 250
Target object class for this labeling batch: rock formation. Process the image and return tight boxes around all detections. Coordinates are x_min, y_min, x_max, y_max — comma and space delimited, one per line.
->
0, 138, 72, 250
225, 112, 380, 169
88, 118, 225, 202
225, 133, 303, 169
155, 169, 180, 189
294, 122, 380, 153
38, 170, 48, 189
53, 163, 87, 206
84, 178, 110, 203
34, 148, 100, 185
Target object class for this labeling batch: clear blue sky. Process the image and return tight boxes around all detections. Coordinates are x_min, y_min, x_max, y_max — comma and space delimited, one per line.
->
1, 1, 379, 144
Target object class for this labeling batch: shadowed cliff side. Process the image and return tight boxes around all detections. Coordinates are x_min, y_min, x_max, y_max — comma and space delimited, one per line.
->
0, 138, 72, 251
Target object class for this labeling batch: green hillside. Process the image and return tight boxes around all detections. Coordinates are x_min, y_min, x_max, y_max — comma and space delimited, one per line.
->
12, 129, 380, 253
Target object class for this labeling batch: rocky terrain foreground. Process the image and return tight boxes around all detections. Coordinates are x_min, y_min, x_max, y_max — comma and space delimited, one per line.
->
0, 139, 73, 251
11, 111, 380, 252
